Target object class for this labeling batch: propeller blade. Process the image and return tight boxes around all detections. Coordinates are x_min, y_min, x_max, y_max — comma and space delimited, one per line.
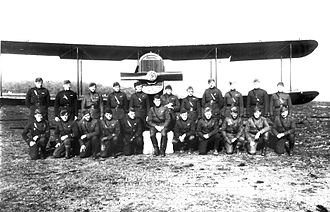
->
157, 72, 183, 81
120, 72, 148, 80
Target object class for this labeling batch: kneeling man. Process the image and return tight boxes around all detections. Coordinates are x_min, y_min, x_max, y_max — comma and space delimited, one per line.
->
53, 110, 79, 159
245, 106, 270, 156
173, 108, 196, 153
100, 108, 120, 158
221, 106, 245, 154
22, 109, 50, 160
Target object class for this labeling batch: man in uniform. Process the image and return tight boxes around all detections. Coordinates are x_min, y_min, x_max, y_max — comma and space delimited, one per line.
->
202, 79, 224, 121
224, 81, 244, 118
100, 108, 120, 158
245, 106, 271, 156
246, 79, 269, 117
22, 109, 50, 160
270, 82, 293, 120
121, 108, 143, 156
196, 107, 221, 155
173, 108, 196, 153
272, 106, 296, 156
106, 82, 128, 121
147, 94, 171, 156
161, 85, 180, 130
53, 109, 79, 159
221, 106, 245, 154
81, 82, 104, 120
54, 80, 78, 122
78, 110, 101, 159
25, 77, 50, 122
129, 81, 150, 130
180, 86, 201, 123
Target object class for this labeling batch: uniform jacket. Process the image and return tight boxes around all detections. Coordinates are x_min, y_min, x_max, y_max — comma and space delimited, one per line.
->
147, 106, 171, 128
224, 90, 244, 116
180, 95, 201, 120
201, 87, 224, 115
107, 91, 128, 111
22, 120, 50, 144
25, 87, 50, 109
270, 92, 292, 116
54, 120, 79, 143
245, 116, 270, 138
272, 116, 295, 136
78, 118, 100, 145
121, 115, 143, 137
246, 88, 269, 116
81, 92, 104, 119
54, 90, 78, 117
196, 117, 219, 138
173, 117, 195, 139
100, 119, 120, 140
221, 116, 244, 140
160, 93, 180, 113
129, 91, 150, 117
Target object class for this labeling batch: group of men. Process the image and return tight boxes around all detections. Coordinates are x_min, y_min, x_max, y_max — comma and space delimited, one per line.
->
22, 77, 296, 160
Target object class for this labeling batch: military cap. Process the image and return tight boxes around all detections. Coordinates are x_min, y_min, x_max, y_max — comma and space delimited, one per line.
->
60, 109, 69, 116
208, 79, 215, 83
89, 82, 96, 87
165, 85, 172, 90
81, 109, 90, 116
134, 81, 142, 87
253, 106, 261, 113
204, 107, 212, 113
280, 106, 289, 113
35, 77, 43, 82
34, 108, 42, 115
104, 107, 113, 114
154, 94, 161, 99
113, 82, 120, 87
63, 80, 71, 84
180, 108, 188, 114
253, 78, 260, 83
128, 107, 136, 112
230, 106, 239, 113
186, 86, 193, 91
277, 82, 284, 87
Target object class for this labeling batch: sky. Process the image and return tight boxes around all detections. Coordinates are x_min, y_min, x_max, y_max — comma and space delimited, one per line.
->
0, 0, 329, 100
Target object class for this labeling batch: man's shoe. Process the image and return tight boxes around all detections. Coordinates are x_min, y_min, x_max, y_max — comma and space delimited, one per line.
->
213, 150, 219, 155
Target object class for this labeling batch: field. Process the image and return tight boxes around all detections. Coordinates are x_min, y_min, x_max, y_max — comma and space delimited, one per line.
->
0, 102, 329, 212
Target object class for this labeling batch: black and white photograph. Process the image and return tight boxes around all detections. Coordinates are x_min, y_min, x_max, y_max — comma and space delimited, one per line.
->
0, 0, 329, 211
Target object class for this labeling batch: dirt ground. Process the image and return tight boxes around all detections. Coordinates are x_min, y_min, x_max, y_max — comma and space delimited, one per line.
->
0, 102, 329, 212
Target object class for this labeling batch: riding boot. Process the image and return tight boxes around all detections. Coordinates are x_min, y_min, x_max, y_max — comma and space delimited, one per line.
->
289, 141, 294, 156
151, 137, 160, 156
261, 146, 266, 156
65, 147, 71, 159
285, 143, 291, 156
160, 136, 167, 157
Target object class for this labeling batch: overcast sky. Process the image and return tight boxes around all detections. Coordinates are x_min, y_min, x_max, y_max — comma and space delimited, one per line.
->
0, 0, 329, 100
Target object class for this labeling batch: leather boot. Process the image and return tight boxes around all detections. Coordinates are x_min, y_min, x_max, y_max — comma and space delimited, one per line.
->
261, 147, 266, 156
65, 147, 71, 159
289, 141, 294, 156
285, 144, 291, 156
160, 136, 167, 157
151, 137, 160, 156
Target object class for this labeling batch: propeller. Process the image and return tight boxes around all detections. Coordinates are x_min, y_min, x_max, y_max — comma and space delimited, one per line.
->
121, 71, 182, 81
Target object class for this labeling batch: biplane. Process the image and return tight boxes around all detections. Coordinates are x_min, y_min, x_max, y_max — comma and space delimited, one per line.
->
0, 39, 319, 107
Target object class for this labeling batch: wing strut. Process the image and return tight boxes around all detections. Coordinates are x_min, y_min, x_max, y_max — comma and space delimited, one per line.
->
280, 56, 283, 82
76, 48, 80, 97
215, 48, 218, 87
289, 43, 292, 91
0, 41, 2, 97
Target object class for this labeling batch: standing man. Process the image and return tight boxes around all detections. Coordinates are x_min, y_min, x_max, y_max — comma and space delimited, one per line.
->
202, 79, 224, 121
180, 86, 201, 123
78, 110, 101, 159
196, 107, 221, 155
245, 106, 271, 156
147, 95, 171, 157
81, 82, 104, 120
272, 106, 296, 156
121, 108, 143, 156
22, 109, 50, 160
270, 82, 293, 120
161, 85, 180, 130
53, 109, 79, 159
100, 108, 120, 158
129, 81, 150, 130
221, 106, 245, 154
54, 80, 78, 122
107, 82, 128, 121
224, 81, 244, 118
25, 77, 50, 122
246, 79, 269, 117
173, 108, 196, 154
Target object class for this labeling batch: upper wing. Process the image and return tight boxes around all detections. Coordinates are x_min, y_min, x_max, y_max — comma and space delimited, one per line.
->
1, 40, 317, 61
